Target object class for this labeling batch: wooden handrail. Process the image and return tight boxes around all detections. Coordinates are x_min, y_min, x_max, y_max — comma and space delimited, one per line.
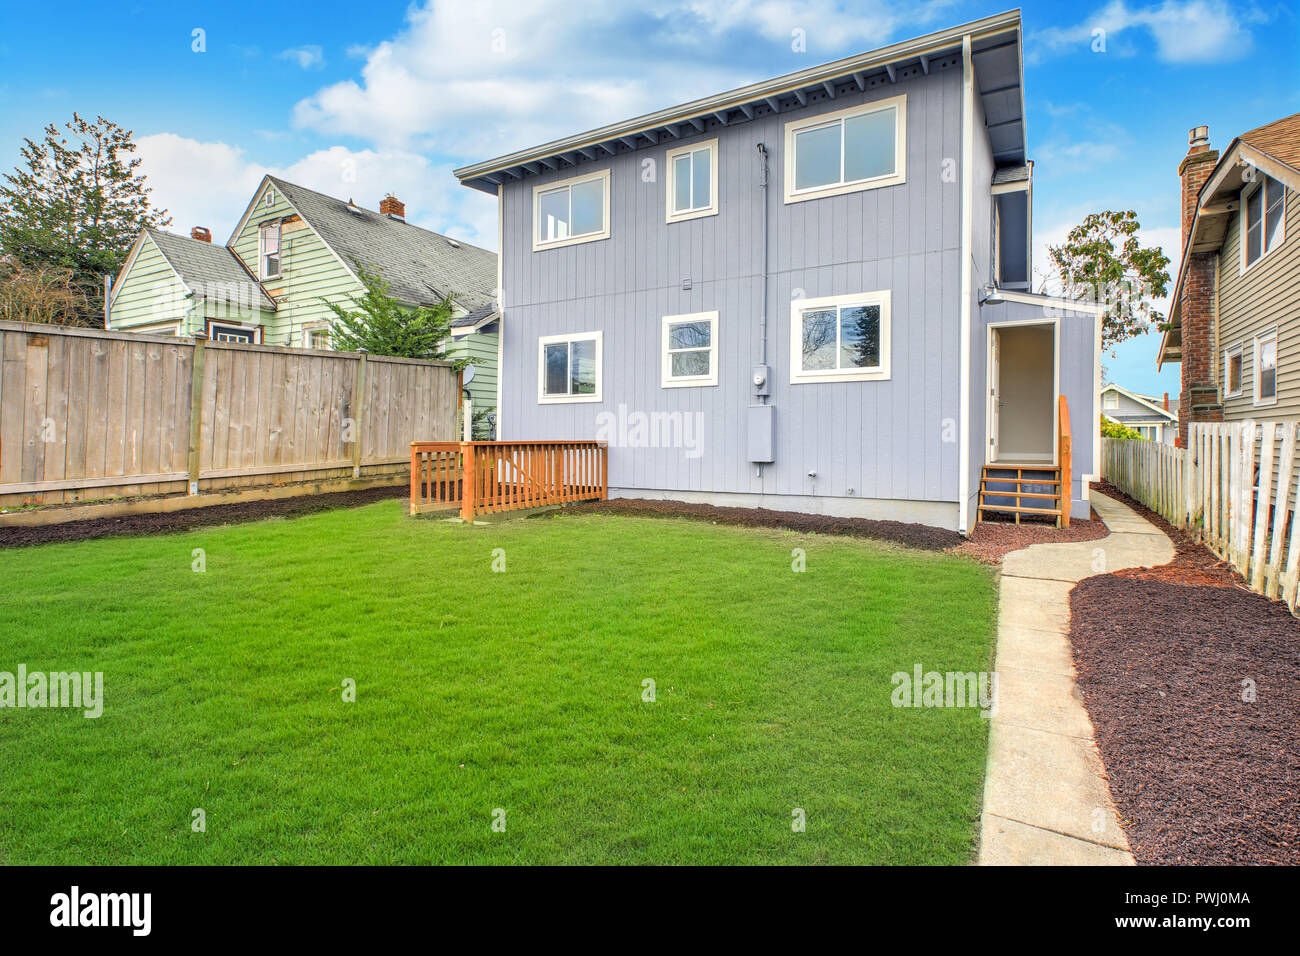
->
1057, 394, 1072, 529
410, 440, 607, 520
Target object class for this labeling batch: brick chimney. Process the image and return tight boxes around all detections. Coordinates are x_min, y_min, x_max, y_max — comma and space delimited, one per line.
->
379, 195, 405, 221
1163, 391, 1169, 411
191, 226, 212, 243
1176, 125, 1222, 446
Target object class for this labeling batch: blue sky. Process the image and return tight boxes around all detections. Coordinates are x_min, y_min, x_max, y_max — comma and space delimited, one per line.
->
1, 0, 1297, 396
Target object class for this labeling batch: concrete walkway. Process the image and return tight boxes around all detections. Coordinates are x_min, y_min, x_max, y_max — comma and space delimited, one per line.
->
977, 491, 1174, 865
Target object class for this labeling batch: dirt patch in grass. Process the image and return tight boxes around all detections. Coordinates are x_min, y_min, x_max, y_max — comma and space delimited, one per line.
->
0, 485, 407, 549
1090, 480, 1245, 589
544, 497, 965, 551
1069, 574, 1300, 864
952, 510, 1109, 565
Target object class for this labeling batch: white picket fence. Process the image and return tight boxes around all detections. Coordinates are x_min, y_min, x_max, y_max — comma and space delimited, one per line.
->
1102, 422, 1300, 612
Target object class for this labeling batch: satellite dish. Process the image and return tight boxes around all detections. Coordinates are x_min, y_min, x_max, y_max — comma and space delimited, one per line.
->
462, 364, 476, 385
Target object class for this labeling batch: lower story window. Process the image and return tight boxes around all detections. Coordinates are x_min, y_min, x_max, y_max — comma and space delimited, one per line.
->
1254, 328, 1278, 405
208, 322, 261, 343
790, 290, 891, 384
1224, 344, 1243, 397
303, 323, 331, 350
661, 311, 718, 387
538, 331, 601, 403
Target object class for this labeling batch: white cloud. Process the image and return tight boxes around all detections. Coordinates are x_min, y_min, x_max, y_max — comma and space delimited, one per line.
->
290, 0, 946, 158
1029, 1, 1263, 64
134, 134, 498, 249
277, 45, 326, 70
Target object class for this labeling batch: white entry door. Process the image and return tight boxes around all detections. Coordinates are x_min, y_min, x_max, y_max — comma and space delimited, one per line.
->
989, 329, 1001, 462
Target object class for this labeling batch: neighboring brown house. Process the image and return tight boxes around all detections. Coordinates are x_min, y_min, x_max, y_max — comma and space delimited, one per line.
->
1158, 113, 1300, 444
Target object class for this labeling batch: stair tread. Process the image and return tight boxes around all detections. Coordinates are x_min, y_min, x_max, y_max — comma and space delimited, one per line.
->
980, 491, 1060, 500
977, 504, 1062, 515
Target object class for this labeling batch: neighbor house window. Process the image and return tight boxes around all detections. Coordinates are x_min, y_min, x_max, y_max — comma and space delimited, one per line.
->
303, 323, 330, 350
789, 290, 891, 383
1254, 328, 1278, 405
1242, 175, 1285, 270
661, 311, 718, 387
1224, 344, 1243, 397
665, 139, 718, 223
533, 170, 610, 251
259, 222, 281, 279
538, 331, 602, 403
784, 94, 906, 203
1103, 391, 1119, 410
208, 322, 261, 344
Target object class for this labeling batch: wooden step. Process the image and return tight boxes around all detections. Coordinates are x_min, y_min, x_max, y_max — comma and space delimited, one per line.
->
978, 504, 1061, 515
980, 490, 1060, 501
981, 478, 1060, 488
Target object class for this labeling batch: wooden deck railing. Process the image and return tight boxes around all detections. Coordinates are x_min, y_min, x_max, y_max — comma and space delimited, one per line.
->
410, 440, 607, 520
1057, 394, 1071, 529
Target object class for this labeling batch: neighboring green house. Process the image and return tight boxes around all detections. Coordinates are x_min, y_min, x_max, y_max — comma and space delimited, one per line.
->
108, 175, 500, 398
448, 305, 500, 436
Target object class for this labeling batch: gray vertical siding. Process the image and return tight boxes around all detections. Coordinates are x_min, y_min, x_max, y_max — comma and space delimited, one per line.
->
499, 57, 970, 522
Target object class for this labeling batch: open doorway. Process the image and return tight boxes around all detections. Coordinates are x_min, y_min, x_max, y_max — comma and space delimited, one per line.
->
988, 321, 1056, 464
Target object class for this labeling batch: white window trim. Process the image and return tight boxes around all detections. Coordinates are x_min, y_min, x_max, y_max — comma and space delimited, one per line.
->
789, 289, 891, 384
532, 169, 611, 252
783, 93, 907, 204
661, 311, 719, 387
207, 320, 263, 344
664, 139, 719, 224
302, 321, 331, 351
1103, 390, 1119, 410
537, 331, 603, 404
1253, 326, 1278, 407
258, 221, 282, 280
1224, 342, 1244, 398
1239, 176, 1286, 276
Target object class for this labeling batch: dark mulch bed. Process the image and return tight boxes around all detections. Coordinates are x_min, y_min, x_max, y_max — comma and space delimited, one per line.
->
0, 485, 407, 549
1070, 575, 1300, 864
953, 509, 1108, 565
1090, 480, 1245, 589
541, 497, 965, 551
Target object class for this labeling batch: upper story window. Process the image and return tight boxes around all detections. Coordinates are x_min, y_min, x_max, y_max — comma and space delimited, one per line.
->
265, 188, 276, 207
783, 94, 906, 204
661, 311, 718, 387
1254, 328, 1278, 406
1242, 174, 1285, 270
665, 139, 718, 223
533, 170, 610, 251
1103, 391, 1119, 410
538, 331, 602, 403
259, 222, 281, 279
790, 290, 891, 384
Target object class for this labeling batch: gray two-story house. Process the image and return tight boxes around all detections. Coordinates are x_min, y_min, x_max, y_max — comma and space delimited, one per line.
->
455, 10, 1101, 533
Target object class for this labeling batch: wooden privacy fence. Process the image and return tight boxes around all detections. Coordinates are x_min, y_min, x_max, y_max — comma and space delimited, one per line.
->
1102, 422, 1300, 612
0, 321, 459, 509
410, 440, 607, 520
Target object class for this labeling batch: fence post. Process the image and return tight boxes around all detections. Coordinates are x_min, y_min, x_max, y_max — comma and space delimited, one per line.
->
351, 349, 368, 479
186, 332, 208, 495
460, 442, 476, 522
409, 442, 420, 517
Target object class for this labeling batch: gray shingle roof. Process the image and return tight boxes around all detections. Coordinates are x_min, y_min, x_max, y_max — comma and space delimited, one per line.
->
269, 177, 497, 311
451, 304, 499, 328
147, 229, 276, 311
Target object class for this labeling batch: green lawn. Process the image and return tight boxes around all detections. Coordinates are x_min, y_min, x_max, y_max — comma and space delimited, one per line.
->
0, 501, 997, 864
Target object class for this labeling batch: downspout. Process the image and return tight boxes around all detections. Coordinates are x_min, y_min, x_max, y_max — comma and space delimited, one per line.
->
756, 142, 770, 376
957, 34, 974, 534
756, 142, 771, 480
